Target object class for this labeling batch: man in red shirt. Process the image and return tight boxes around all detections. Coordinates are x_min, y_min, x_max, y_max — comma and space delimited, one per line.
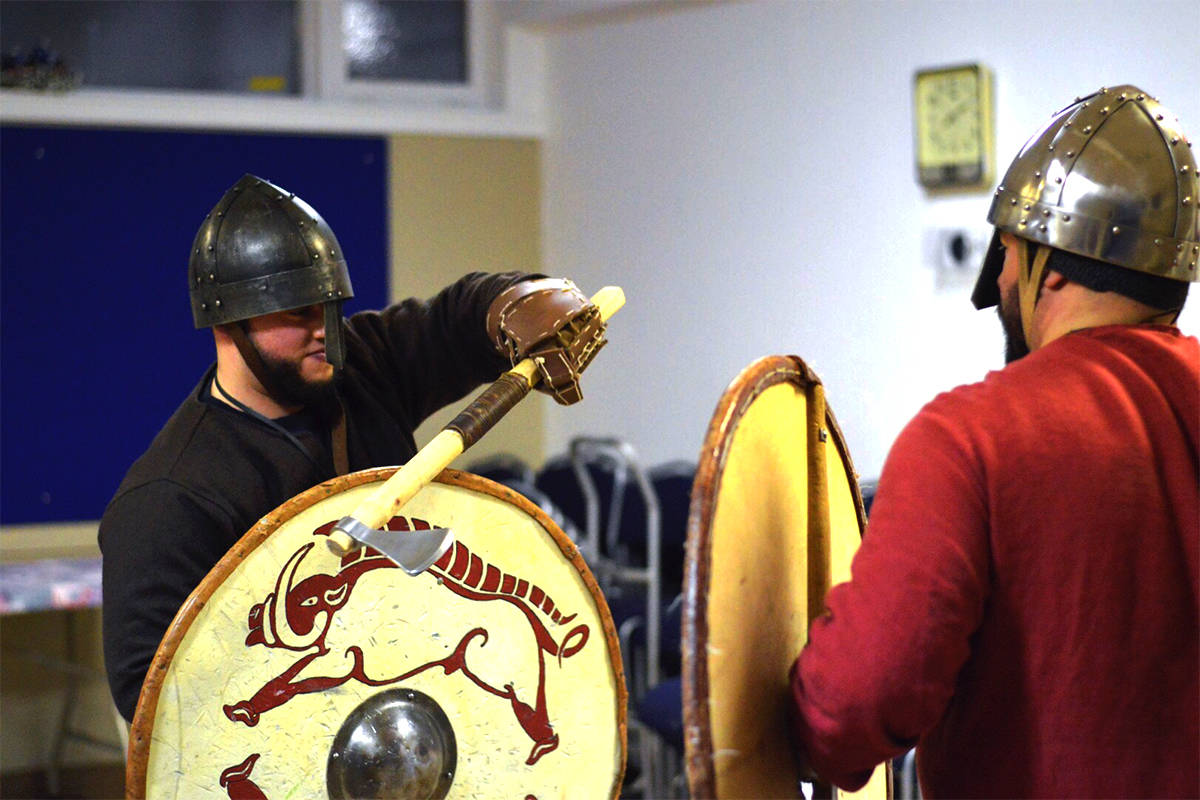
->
791, 85, 1199, 797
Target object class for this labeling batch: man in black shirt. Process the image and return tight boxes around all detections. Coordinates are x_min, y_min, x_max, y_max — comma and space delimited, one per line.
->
100, 174, 606, 722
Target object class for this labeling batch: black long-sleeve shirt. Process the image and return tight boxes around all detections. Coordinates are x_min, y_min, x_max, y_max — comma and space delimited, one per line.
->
100, 271, 529, 721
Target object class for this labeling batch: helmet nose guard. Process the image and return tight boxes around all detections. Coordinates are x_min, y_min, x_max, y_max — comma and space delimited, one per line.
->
189, 174, 355, 367
973, 85, 1198, 309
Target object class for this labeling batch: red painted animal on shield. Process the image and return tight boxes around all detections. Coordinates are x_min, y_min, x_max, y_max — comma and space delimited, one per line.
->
222, 515, 589, 767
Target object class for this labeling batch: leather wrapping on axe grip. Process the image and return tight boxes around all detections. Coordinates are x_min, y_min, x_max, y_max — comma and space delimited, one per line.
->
446, 371, 532, 449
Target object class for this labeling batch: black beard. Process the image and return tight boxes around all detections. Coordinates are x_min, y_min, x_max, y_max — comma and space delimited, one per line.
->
256, 351, 340, 418
998, 285, 1030, 364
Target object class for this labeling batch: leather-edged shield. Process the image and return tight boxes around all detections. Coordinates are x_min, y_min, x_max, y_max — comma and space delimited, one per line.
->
682, 356, 891, 799
127, 468, 626, 799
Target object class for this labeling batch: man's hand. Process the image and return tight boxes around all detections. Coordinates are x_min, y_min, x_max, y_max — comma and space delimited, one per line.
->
486, 278, 607, 404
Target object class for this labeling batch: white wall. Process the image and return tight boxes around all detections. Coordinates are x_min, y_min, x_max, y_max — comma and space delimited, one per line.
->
537, 0, 1200, 479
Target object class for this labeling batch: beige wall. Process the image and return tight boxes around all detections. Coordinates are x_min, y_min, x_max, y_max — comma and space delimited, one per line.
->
388, 134, 551, 472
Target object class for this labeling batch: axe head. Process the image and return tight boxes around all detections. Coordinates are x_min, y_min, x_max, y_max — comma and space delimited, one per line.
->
332, 516, 454, 576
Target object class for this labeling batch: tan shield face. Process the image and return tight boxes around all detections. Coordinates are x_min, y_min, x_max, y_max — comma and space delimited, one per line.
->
682, 356, 890, 799
127, 468, 626, 799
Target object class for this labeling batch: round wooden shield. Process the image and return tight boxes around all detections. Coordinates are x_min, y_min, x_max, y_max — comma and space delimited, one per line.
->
127, 468, 626, 799
682, 356, 891, 799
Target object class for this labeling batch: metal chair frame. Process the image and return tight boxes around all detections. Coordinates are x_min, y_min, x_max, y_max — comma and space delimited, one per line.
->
566, 437, 672, 798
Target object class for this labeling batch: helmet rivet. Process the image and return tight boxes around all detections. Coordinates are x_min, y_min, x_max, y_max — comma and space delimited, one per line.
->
201, 303, 208, 311
1100, 107, 1109, 115
1066, 151, 1075, 157
207, 245, 215, 252
1082, 125, 1093, 134
1112, 226, 1121, 236
209, 272, 216, 280
1118, 93, 1126, 100
1184, 196, 1194, 206
1065, 121, 1072, 128
1137, 94, 1145, 101
1181, 166, 1192, 174
1063, 215, 1071, 222
1042, 209, 1051, 217
1048, 144, 1055, 151
214, 299, 222, 307
313, 252, 320, 259
330, 250, 337, 257
1039, 224, 1048, 232
1155, 238, 1162, 245
1156, 114, 1164, 121
1010, 198, 1018, 206
1034, 170, 1042, 178
328, 291, 334, 298
1171, 137, 1181, 145
1055, 177, 1063, 184
1019, 218, 1029, 226
216, 211, 223, 218
1178, 244, 1185, 252
1023, 203, 1032, 210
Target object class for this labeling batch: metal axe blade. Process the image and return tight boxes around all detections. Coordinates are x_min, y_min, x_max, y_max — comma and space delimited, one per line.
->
331, 516, 454, 576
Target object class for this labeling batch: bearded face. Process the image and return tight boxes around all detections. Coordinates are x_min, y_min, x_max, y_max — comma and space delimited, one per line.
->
231, 304, 341, 416
253, 346, 339, 415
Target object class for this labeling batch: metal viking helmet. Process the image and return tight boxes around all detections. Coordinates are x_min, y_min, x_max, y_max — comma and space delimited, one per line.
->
973, 85, 1199, 309
189, 174, 354, 368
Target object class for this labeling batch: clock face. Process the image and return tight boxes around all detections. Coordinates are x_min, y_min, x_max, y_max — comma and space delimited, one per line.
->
914, 65, 992, 188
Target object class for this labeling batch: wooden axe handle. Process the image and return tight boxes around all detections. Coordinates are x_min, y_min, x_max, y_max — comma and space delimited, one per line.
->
327, 285, 626, 555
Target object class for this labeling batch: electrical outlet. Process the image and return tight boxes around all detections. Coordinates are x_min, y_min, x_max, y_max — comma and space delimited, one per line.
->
934, 228, 990, 291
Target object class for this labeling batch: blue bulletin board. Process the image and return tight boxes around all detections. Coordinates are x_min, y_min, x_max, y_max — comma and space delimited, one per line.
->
0, 125, 389, 524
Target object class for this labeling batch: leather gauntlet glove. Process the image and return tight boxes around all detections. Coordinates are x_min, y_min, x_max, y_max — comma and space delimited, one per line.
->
486, 278, 607, 405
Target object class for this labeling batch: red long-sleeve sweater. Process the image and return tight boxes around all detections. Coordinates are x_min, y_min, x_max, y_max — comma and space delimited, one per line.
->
791, 324, 1199, 798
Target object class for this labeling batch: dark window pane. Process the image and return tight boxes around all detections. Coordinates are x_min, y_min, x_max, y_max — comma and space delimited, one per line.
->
343, 0, 467, 83
0, 1, 298, 94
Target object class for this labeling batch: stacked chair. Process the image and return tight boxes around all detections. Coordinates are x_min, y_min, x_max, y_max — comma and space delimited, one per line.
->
474, 438, 691, 797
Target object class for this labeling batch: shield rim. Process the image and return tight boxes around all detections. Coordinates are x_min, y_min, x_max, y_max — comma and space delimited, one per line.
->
125, 467, 628, 798
680, 354, 866, 797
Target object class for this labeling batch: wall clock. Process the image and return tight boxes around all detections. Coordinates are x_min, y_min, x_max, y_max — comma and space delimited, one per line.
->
913, 63, 994, 190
